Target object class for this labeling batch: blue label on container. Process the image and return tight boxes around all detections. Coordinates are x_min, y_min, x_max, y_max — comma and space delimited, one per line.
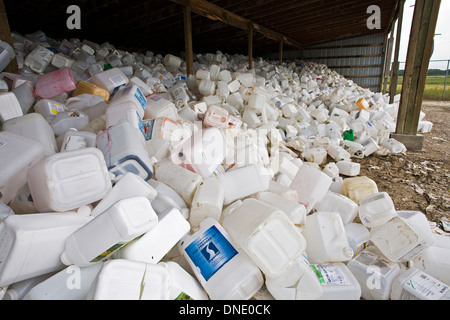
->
136, 111, 146, 139
185, 225, 238, 281
134, 87, 147, 111
143, 119, 155, 141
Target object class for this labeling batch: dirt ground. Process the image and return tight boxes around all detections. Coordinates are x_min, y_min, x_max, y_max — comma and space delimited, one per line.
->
356, 100, 450, 229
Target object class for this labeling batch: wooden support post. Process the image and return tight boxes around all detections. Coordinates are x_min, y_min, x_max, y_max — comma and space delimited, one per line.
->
0, 0, 18, 73
248, 22, 253, 70
279, 40, 283, 66
383, 30, 394, 94
389, 0, 405, 104
183, 3, 194, 76
379, 32, 389, 93
393, 0, 441, 150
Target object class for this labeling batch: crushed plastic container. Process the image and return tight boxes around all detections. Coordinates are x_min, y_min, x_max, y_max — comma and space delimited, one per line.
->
0, 91, 23, 122
24, 45, 54, 73
189, 177, 224, 230
72, 81, 110, 101
358, 192, 397, 228
59, 130, 97, 152
61, 196, 158, 267
178, 217, 264, 300
0, 40, 16, 72
0, 212, 92, 287
147, 179, 188, 217
34, 67, 77, 99
0, 131, 45, 205
222, 198, 307, 278
27, 147, 112, 212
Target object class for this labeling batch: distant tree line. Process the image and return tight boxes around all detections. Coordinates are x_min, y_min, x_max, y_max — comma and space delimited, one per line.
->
398, 69, 448, 76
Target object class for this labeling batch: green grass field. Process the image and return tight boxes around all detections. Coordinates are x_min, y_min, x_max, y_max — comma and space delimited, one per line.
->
388, 75, 450, 101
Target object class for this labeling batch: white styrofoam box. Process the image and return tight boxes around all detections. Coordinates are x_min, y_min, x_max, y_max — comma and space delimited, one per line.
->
27, 147, 112, 212
0, 131, 45, 205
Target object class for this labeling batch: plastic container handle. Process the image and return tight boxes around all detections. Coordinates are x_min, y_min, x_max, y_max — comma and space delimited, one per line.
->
333, 214, 346, 237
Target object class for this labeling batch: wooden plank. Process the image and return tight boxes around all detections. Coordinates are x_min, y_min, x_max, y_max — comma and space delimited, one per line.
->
396, 0, 441, 137
303, 54, 383, 60
389, 0, 405, 103
248, 22, 253, 70
0, 0, 18, 73
183, 3, 194, 76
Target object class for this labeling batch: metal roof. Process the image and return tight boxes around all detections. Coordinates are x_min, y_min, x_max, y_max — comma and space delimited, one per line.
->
4, 0, 402, 57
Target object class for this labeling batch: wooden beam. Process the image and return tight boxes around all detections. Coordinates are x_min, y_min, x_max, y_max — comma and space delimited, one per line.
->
0, 0, 18, 73
248, 22, 253, 70
383, 30, 395, 94
169, 0, 303, 49
396, 0, 441, 139
183, 3, 194, 76
389, 0, 405, 103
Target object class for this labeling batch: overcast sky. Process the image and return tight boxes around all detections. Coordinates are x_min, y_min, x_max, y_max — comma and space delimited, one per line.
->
398, 0, 450, 70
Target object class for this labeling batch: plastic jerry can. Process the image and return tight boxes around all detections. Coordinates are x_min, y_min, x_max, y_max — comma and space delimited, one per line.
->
390, 267, 450, 300
342, 176, 379, 205
11, 81, 35, 114
222, 198, 307, 278
49, 110, 90, 136
336, 160, 360, 176
34, 67, 77, 99
178, 217, 264, 300
172, 127, 226, 179
289, 164, 332, 213
217, 164, 270, 205
147, 179, 188, 218
0, 131, 45, 205
265, 253, 323, 300
24, 45, 54, 73
143, 117, 184, 142
144, 93, 178, 121
254, 191, 306, 227
61, 196, 158, 267
358, 192, 397, 228
59, 130, 97, 152
0, 91, 23, 122
96, 120, 154, 181
203, 105, 229, 128
302, 211, 354, 264
153, 159, 203, 205
72, 81, 110, 101
88, 259, 208, 300
90, 172, 157, 218
313, 191, 359, 225
90, 67, 129, 95
322, 162, 340, 178
0, 212, 92, 287
327, 144, 351, 162
361, 138, 379, 157
302, 147, 328, 165
118, 208, 190, 264
0, 40, 16, 72
109, 85, 147, 116
410, 234, 450, 286
26, 147, 112, 213
189, 177, 224, 230
370, 211, 435, 263
2, 113, 58, 156
33, 99, 66, 119
163, 54, 182, 69
341, 140, 365, 159
105, 104, 146, 142
51, 53, 74, 69
346, 246, 400, 300
23, 262, 103, 300
356, 98, 370, 111
344, 223, 370, 258
311, 263, 362, 300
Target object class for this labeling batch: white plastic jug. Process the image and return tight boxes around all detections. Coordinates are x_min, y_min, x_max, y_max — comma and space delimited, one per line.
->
336, 160, 360, 176
217, 164, 270, 205
96, 120, 154, 181
11, 81, 35, 114
313, 191, 358, 225
27, 147, 112, 213
24, 45, 54, 73
153, 159, 203, 205
0, 212, 92, 287
222, 198, 307, 278
390, 267, 450, 300
302, 211, 354, 264
90, 172, 157, 217
49, 110, 90, 137
255, 191, 306, 227
370, 211, 435, 262
358, 192, 397, 228
23, 263, 103, 300
60, 130, 97, 152
109, 85, 147, 117
0, 92, 23, 122
344, 222, 370, 258
61, 196, 158, 267
289, 164, 332, 213
90, 67, 129, 95
0, 131, 45, 205
118, 208, 190, 264
311, 263, 362, 300
33, 99, 66, 119
346, 246, 400, 300
147, 179, 188, 217
0, 40, 16, 73
2, 272, 55, 300
178, 217, 264, 300
144, 93, 178, 121
189, 176, 224, 230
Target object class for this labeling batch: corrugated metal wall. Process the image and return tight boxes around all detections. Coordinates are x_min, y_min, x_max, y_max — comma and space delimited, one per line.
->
265, 33, 387, 93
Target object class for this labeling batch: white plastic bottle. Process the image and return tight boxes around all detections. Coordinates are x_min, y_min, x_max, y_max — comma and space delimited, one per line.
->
358, 192, 397, 228
26, 147, 112, 213
147, 179, 188, 217
189, 176, 224, 230
118, 207, 190, 264
344, 222, 370, 258
0, 92, 23, 122
313, 191, 359, 225
49, 110, 90, 137
90, 67, 129, 95
336, 160, 361, 176
311, 263, 362, 300
178, 217, 264, 300
2, 272, 55, 300
0, 212, 92, 287
23, 263, 104, 300
390, 267, 450, 300
222, 198, 307, 279
302, 211, 354, 264
60, 196, 158, 267
347, 246, 400, 300
144, 93, 178, 121
0, 40, 16, 72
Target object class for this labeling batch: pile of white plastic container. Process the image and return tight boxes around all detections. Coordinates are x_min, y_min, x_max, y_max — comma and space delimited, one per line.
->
0, 30, 447, 301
